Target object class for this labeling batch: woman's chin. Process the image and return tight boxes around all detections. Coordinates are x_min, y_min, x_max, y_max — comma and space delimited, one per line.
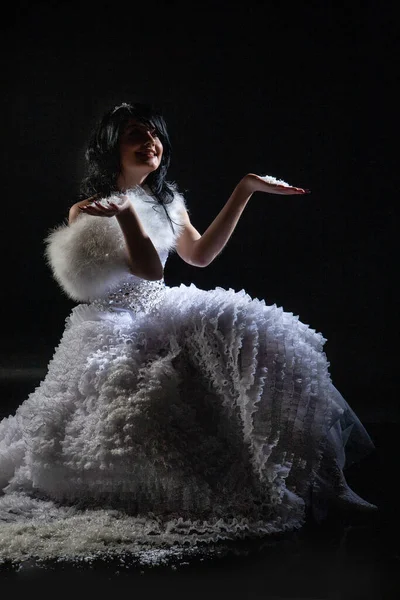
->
135, 159, 159, 170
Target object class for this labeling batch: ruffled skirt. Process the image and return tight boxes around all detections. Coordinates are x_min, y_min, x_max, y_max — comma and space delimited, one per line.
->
0, 283, 375, 563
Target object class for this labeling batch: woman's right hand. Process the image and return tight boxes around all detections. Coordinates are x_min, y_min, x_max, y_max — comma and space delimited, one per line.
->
79, 194, 131, 217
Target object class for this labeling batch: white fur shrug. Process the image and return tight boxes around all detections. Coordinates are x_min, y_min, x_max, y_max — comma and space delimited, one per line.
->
44, 187, 186, 302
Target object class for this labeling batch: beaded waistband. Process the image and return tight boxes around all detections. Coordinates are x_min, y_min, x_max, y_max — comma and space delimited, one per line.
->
90, 279, 167, 315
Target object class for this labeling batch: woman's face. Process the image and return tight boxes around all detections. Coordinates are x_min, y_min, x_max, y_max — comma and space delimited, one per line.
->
118, 119, 164, 183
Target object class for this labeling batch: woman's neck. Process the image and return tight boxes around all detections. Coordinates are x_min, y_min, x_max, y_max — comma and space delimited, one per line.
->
116, 172, 148, 192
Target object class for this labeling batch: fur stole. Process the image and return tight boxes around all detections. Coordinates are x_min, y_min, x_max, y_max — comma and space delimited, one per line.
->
44, 186, 186, 302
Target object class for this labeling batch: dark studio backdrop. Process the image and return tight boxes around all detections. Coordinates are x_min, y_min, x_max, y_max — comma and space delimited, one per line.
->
0, 2, 396, 423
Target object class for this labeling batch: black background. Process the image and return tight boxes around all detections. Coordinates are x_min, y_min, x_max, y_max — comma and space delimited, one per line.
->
0, 1, 396, 422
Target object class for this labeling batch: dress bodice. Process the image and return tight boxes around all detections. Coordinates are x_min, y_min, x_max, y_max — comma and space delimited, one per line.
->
90, 278, 167, 315
89, 245, 169, 314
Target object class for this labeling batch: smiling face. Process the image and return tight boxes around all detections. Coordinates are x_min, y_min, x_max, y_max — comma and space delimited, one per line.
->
117, 119, 164, 189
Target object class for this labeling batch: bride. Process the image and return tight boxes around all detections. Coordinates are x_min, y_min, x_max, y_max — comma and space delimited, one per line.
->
0, 101, 376, 564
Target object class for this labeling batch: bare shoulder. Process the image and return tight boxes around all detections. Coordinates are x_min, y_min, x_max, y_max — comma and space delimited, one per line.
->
68, 195, 98, 224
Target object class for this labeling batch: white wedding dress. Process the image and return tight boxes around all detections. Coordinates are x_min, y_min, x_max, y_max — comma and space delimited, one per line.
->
0, 185, 375, 565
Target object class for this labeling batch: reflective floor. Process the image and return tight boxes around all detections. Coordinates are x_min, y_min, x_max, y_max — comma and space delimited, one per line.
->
0, 378, 398, 598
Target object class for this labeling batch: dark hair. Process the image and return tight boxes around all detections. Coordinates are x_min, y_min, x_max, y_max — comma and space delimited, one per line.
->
79, 102, 175, 206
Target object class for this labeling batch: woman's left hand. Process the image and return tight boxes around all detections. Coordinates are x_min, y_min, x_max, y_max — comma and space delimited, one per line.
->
239, 174, 310, 196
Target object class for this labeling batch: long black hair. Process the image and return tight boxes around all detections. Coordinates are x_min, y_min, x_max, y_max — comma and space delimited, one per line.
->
79, 102, 175, 206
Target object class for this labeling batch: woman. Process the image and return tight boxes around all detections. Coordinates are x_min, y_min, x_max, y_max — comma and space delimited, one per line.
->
0, 102, 376, 564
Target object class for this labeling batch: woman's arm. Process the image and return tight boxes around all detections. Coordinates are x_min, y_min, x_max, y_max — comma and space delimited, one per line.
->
176, 174, 308, 267
176, 184, 250, 267
115, 204, 163, 280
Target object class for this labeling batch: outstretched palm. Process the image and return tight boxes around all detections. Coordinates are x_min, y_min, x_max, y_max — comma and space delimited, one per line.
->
79, 195, 131, 217
241, 173, 310, 195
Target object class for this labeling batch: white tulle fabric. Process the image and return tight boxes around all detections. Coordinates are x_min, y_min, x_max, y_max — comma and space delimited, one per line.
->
0, 183, 375, 564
